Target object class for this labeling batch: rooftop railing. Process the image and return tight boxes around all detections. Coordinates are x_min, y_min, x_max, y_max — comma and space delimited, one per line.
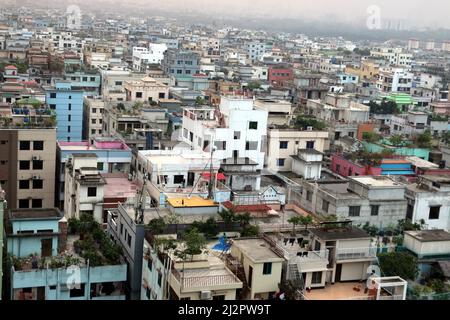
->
336, 247, 377, 260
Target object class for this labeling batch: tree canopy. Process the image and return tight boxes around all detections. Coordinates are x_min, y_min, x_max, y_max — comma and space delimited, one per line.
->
378, 252, 419, 280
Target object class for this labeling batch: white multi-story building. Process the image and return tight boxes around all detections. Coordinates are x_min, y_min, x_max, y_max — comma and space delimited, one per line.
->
371, 47, 412, 68
390, 111, 428, 137
406, 175, 450, 232
181, 96, 268, 191
377, 67, 413, 93
63, 154, 105, 223
132, 44, 167, 71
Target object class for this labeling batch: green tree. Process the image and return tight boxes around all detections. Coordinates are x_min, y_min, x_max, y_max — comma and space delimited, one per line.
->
219, 209, 236, 226
288, 216, 303, 236
378, 252, 419, 280
389, 135, 404, 147
294, 116, 327, 131
362, 132, 381, 143
300, 215, 314, 231
148, 218, 166, 235
195, 96, 206, 105
240, 225, 260, 237
246, 81, 261, 91
416, 130, 432, 148
182, 228, 207, 258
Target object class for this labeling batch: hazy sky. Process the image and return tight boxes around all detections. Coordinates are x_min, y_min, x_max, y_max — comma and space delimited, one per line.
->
123, 0, 449, 29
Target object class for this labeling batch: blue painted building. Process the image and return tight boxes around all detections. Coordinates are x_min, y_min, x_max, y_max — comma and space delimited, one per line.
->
46, 81, 84, 142
62, 72, 101, 96
6, 208, 62, 258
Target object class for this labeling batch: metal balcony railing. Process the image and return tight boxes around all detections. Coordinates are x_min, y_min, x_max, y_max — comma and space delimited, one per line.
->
335, 247, 377, 260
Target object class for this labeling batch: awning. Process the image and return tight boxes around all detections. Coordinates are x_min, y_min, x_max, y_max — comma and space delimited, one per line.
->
201, 172, 226, 180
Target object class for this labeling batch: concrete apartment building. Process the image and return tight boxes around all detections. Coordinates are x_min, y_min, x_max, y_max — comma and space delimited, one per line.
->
301, 176, 407, 228
181, 96, 268, 191
141, 233, 243, 301
162, 50, 200, 79
63, 154, 106, 222
229, 238, 284, 299
405, 175, 450, 232
306, 93, 370, 141
266, 129, 329, 173
253, 98, 295, 126
376, 67, 413, 94
370, 48, 412, 68
45, 81, 84, 142
83, 96, 105, 142
7, 208, 127, 300
0, 128, 56, 210
124, 76, 169, 103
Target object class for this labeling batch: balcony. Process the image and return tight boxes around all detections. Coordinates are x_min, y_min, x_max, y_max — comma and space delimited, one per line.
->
335, 247, 377, 261
171, 267, 242, 293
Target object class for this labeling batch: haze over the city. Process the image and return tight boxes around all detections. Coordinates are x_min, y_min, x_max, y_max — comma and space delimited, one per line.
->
3, 0, 450, 30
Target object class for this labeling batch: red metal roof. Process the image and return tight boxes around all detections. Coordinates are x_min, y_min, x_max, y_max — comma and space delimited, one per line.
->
5, 65, 18, 70
201, 172, 226, 180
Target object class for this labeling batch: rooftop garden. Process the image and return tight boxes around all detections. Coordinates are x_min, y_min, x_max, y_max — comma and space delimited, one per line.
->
367, 100, 399, 115
68, 214, 123, 267
293, 115, 327, 131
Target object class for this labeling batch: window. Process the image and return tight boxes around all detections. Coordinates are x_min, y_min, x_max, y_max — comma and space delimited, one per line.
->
147, 259, 153, 271
20, 161, 30, 170
92, 119, 96, 124
306, 191, 313, 202
20, 141, 30, 150
371, 205, 380, 216
19, 199, 29, 208
214, 141, 226, 151
0, 160, 6, 165
115, 81, 122, 86
177, 70, 182, 74
68, 126, 71, 133
68, 104, 72, 111
97, 162, 104, 171
90, 77, 96, 82
33, 141, 44, 150
120, 223, 123, 235
68, 115, 71, 121
87, 187, 97, 197
33, 160, 44, 170
311, 272, 323, 284
234, 131, 241, 140
277, 159, 285, 167
146, 287, 151, 299
279, 141, 289, 149
33, 179, 43, 189
263, 262, 272, 275
429, 206, 441, 220
50, 93, 56, 99
249, 121, 258, 130
69, 284, 85, 298
349, 206, 361, 217
159, 92, 165, 99
127, 234, 132, 247
136, 92, 143, 98
322, 200, 329, 213
82, 77, 88, 81
157, 272, 162, 287
174, 175, 184, 184
19, 180, 30, 189
32, 199, 43, 208
185, 70, 191, 74
306, 141, 315, 149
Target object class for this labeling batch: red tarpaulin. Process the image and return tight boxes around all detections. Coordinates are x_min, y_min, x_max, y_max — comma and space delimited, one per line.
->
201, 172, 226, 180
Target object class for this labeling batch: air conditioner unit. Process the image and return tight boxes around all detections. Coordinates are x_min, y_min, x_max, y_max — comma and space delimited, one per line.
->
32, 156, 39, 161
307, 126, 313, 131
32, 175, 40, 180
200, 291, 212, 300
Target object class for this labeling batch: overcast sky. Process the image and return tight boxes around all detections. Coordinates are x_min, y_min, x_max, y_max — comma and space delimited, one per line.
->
121, 0, 449, 29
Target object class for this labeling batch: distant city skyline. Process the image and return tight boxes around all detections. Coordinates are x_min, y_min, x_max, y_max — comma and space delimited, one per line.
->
2, 0, 450, 30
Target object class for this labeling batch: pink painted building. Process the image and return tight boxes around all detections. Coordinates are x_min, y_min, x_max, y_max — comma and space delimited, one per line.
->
331, 154, 382, 177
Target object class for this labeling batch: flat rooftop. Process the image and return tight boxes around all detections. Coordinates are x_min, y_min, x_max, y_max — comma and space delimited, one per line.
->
167, 197, 218, 208
231, 238, 285, 263
103, 173, 139, 199
405, 230, 450, 242
9, 208, 62, 220
350, 176, 402, 188
310, 227, 370, 241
